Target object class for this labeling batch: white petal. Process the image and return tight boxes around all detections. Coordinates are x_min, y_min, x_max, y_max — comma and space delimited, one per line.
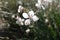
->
21, 19, 25, 21
38, 0, 41, 4
20, 22, 24, 25
16, 16, 22, 22
22, 13, 29, 18
35, 3, 41, 8
18, 18, 22, 22
18, 5, 23, 9
28, 10, 35, 17
18, 5, 24, 13
25, 19, 30, 25
32, 15, 39, 22
16, 16, 21, 20
18, 9, 21, 13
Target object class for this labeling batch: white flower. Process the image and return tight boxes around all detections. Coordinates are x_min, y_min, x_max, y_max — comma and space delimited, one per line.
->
44, 0, 52, 3
25, 19, 31, 25
26, 29, 30, 33
16, 16, 25, 25
22, 13, 29, 18
45, 18, 48, 23
18, 5, 24, 13
18, 9, 20, 13
16, 18, 24, 25
31, 15, 39, 22
28, 10, 35, 17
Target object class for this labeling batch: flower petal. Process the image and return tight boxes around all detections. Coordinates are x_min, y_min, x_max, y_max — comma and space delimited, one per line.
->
28, 10, 35, 17
38, 0, 41, 4
22, 13, 29, 18
32, 15, 39, 22
25, 19, 30, 25
35, 3, 41, 9
18, 5, 24, 13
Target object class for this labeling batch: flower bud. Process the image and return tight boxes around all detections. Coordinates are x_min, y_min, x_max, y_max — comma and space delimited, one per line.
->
18, 5, 24, 13
26, 29, 30, 33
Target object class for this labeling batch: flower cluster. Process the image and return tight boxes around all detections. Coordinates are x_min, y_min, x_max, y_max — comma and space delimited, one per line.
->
35, 0, 52, 10
12, 5, 39, 26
